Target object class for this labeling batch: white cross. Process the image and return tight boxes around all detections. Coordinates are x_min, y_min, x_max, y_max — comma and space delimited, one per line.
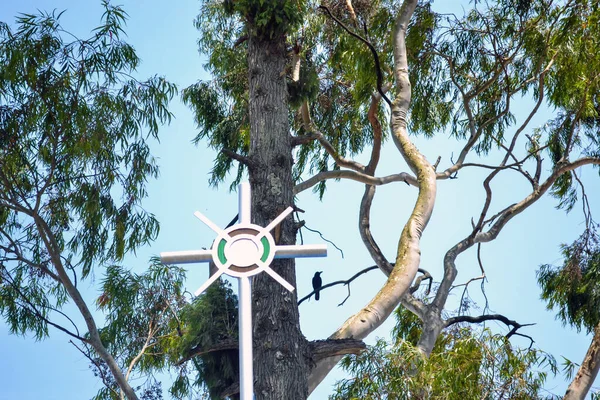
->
160, 182, 326, 400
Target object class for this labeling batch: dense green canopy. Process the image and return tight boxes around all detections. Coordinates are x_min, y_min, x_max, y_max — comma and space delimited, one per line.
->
2, 0, 600, 398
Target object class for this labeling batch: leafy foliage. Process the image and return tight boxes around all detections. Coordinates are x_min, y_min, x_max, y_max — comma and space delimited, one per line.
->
331, 308, 557, 400
0, 2, 176, 340
538, 226, 600, 333
185, 0, 600, 200
224, 0, 306, 39
183, 0, 248, 189
98, 261, 186, 372
0, 4, 179, 399
170, 278, 239, 400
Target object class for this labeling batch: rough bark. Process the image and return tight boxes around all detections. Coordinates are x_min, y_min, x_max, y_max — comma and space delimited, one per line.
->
564, 323, 600, 400
247, 33, 308, 399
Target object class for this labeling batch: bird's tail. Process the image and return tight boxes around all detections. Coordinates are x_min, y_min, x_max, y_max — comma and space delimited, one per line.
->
315, 291, 320, 301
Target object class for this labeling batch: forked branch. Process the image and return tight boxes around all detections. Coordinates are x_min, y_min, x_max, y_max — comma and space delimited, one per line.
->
297, 265, 379, 306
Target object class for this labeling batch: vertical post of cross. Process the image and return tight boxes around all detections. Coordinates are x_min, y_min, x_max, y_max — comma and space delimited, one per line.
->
238, 183, 253, 400
159, 181, 326, 400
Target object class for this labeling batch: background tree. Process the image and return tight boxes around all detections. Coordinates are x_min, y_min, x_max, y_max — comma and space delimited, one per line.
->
0, 4, 176, 399
182, 0, 600, 397
331, 308, 557, 399
538, 224, 600, 399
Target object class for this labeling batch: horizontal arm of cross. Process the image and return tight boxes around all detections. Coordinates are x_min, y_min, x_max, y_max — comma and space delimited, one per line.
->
274, 244, 327, 259
160, 250, 212, 265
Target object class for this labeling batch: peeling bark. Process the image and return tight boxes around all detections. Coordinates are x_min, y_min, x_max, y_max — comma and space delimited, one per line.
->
307, 0, 438, 392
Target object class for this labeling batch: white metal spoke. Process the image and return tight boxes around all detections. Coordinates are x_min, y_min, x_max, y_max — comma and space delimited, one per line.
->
194, 269, 225, 297
238, 276, 253, 400
260, 264, 295, 292
194, 211, 229, 238
264, 206, 294, 233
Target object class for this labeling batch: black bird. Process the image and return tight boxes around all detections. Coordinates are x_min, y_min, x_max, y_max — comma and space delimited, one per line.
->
312, 271, 323, 301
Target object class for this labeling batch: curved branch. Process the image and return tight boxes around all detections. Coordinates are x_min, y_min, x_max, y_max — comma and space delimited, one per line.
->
70, 340, 120, 398
445, 313, 535, 345
357, 87, 393, 274
3, 272, 87, 342
432, 156, 600, 324
221, 148, 254, 168
308, 1, 434, 393
33, 215, 139, 400
478, 157, 600, 243
294, 170, 416, 194
311, 129, 366, 172
358, 185, 393, 275
291, 133, 320, 147
410, 268, 432, 295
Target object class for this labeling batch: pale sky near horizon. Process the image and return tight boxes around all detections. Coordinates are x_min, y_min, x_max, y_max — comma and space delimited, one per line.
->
0, 1, 598, 399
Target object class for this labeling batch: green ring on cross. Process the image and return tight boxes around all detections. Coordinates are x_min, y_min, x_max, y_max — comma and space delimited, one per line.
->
260, 236, 270, 262
218, 238, 227, 264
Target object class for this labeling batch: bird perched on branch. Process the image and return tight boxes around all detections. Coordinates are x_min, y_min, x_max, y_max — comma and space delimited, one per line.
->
312, 271, 323, 301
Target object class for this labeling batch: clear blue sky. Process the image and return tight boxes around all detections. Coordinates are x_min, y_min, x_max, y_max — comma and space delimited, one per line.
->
0, 1, 598, 399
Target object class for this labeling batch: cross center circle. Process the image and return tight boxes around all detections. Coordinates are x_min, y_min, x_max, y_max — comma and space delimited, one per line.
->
226, 237, 260, 267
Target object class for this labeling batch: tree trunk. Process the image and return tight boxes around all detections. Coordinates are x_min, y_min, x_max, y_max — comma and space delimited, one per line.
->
247, 33, 309, 400
564, 323, 600, 400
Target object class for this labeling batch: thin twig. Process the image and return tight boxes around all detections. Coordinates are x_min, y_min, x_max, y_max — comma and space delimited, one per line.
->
301, 223, 344, 258
297, 265, 379, 306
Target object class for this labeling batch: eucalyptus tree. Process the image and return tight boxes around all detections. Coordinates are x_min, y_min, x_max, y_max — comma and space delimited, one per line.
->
538, 225, 600, 399
0, 4, 178, 399
331, 308, 557, 399
182, 0, 600, 397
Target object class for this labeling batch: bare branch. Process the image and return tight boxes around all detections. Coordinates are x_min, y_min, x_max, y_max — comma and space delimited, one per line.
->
410, 268, 433, 295
479, 157, 600, 243
125, 321, 156, 382
400, 292, 427, 318
70, 340, 120, 398
221, 149, 254, 168
32, 214, 139, 399
359, 185, 393, 275
366, 84, 390, 174
445, 314, 535, 346
177, 338, 238, 366
294, 170, 416, 195
310, 129, 366, 172
434, 156, 600, 315
309, 339, 366, 363
299, 222, 344, 258
297, 265, 379, 306
291, 133, 320, 147
1, 271, 87, 342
